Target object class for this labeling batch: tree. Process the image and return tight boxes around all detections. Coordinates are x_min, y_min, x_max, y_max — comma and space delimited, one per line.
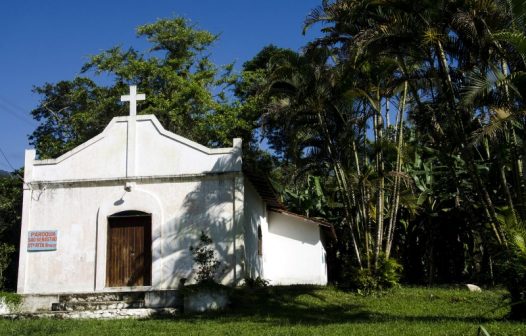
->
30, 17, 254, 160
0, 172, 23, 289
298, 0, 516, 278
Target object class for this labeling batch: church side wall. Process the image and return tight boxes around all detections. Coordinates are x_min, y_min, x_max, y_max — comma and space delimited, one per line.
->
243, 181, 266, 280
18, 176, 239, 294
263, 212, 327, 285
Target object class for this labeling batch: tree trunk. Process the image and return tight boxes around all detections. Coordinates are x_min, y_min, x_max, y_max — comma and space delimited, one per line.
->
373, 96, 385, 269
435, 40, 506, 245
386, 82, 407, 258
316, 110, 363, 268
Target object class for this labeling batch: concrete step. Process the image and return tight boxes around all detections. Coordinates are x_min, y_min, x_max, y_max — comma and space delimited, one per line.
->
2, 308, 179, 320
51, 300, 145, 311
58, 292, 145, 303
18, 290, 182, 313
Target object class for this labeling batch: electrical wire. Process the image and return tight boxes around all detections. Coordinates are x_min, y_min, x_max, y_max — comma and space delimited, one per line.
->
0, 100, 35, 127
0, 146, 17, 172
0, 146, 28, 187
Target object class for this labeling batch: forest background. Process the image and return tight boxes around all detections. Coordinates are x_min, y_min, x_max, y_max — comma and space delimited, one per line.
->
1, 0, 525, 320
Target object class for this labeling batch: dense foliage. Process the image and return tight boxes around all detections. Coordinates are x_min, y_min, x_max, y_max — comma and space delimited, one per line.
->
29, 17, 254, 160
0, 172, 22, 290
2, 0, 526, 319
235, 0, 526, 317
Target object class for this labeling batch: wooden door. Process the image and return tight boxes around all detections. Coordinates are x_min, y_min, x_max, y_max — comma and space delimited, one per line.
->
106, 213, 151, 287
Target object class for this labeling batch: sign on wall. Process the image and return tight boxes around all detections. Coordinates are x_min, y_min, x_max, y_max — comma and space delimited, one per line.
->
28, 230, 58, 251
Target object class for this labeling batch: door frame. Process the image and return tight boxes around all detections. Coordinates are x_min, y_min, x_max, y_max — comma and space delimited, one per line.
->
95, 187, 163, 291
106, 211, 152, 287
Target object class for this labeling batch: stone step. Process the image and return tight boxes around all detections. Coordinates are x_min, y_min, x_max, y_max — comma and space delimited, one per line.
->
58, 292, 145, 303
51, 300, 145, 311
2, 308, 179, 320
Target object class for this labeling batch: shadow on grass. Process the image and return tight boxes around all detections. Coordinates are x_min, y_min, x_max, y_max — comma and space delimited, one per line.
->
149, 285, 510, 326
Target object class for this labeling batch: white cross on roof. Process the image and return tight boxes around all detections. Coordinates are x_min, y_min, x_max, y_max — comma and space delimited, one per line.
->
120, 85, 145, 116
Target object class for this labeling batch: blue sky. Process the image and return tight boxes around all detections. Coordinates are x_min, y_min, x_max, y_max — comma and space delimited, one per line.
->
0, 0, 322, 170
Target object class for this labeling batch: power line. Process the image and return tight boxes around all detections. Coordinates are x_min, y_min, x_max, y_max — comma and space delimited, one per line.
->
0, 146, 18, 172
0, 161, 11, 171
0, 95, 31, 114
0, 96, 36, 126
0, 145, 28, 187
0, 98, 34, 187
0, 105, 35, 127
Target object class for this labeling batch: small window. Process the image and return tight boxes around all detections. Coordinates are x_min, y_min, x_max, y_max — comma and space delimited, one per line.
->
257, 226, 263, 256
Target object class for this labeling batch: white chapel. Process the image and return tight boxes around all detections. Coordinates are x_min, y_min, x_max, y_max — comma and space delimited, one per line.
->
17, 86, 332, 295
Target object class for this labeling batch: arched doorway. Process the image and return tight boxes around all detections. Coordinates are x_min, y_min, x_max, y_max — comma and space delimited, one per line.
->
106, 210, 152, 287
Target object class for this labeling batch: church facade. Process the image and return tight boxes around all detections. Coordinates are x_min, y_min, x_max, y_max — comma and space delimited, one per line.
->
17, 87, 330, 295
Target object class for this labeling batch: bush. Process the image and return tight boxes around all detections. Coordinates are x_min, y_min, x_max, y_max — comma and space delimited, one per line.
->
0, 291, 21, 306
0, 244, 15, 289
377, 256, 403, 288
349, 257, 402, 295
498, 232, 526, 320
190, 231, 221, 284
243, 276, 270, 289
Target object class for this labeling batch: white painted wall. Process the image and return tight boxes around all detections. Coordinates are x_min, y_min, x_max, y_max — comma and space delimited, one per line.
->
17, 114, 327, 294
135, 119, 240, 176
263, 211, 327, 285
17, 178, 242, 294
31, 120, 129, 181
242, 181, 266, 279
31, 116, 241, 182
18, 115, 244, 294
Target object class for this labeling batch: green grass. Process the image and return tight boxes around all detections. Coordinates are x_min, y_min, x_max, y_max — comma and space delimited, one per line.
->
0, 286, 524, 336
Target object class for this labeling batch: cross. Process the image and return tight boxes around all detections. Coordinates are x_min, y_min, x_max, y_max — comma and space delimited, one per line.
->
120, 85, 145, 116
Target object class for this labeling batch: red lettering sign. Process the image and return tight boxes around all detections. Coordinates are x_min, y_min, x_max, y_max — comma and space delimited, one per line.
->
28, 230, 58, 251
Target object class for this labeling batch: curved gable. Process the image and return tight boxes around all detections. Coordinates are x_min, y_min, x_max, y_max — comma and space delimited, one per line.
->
28, 115, 241, 182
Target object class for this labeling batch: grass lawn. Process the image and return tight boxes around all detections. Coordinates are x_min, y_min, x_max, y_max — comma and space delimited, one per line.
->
0, 286, 524, 336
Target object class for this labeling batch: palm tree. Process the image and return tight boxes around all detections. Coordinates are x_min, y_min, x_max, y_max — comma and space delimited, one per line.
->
306, 0, 514, 243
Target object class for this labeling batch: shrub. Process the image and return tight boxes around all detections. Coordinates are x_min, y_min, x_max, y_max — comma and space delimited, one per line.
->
498, 232, 526, 320
190, 231, 221, 284
0, 291, 21, 307
0, 244, 15, 289
349, 256, 402, 295
243, 276, 270, 288
377, 256, 403, 289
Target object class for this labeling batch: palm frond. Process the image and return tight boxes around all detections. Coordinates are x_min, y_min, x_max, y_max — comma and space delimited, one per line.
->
345, 88, 380, 111
510, 0, 526, 24
304, 2, 331, 35
493, 31, 526, 56
462, 68, 521, 105
469, 114, 509, 144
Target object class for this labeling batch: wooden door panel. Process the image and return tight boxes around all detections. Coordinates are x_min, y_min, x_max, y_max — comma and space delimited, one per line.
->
106, 215, 151, 287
